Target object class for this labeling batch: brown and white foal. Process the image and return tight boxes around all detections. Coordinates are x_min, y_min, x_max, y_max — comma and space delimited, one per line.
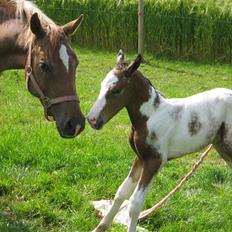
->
87, 51, 232, 231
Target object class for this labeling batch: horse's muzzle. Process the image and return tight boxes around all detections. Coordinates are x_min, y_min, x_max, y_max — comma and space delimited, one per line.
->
57, 117, 85, 138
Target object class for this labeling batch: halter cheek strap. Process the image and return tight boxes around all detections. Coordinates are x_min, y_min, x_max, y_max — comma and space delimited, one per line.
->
25, 43, 79, 119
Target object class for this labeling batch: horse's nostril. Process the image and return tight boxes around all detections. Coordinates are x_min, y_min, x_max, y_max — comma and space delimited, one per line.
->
63, 118, 85, 137
96, 118, 104, 129
66, 120, 74, 130
64, 118, 78, 133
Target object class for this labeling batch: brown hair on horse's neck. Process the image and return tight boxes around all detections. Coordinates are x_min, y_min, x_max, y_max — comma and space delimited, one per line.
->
2, 0, 62, 50
126, 70, 155, 128
0, 0, 63, 71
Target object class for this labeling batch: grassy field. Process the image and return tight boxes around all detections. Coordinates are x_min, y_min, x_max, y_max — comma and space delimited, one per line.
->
0, 47, 232, 232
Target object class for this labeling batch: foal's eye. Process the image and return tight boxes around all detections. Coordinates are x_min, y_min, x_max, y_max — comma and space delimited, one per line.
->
111, 89, 122, 96
39, 62, 50, 72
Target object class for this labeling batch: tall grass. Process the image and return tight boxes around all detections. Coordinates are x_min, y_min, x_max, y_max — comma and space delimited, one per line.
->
35, 0, 232, 62
35, 0, 138, 51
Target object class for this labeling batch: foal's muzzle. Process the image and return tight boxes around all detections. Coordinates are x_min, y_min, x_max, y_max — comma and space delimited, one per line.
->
87, 115, 104, 130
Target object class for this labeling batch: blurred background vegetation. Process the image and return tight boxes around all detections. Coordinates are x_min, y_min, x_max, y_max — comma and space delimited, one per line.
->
35, 0, 232, 63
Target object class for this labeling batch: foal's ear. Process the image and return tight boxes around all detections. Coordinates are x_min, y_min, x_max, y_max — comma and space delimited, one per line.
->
125, 54, 143, 77
117, 49, 124, 68
30, 13, 44, 37
62, 14, 84, 36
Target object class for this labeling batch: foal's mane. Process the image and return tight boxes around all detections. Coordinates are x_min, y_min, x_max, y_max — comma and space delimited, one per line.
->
7, 0, 62, 49
118, 61, 156, 90
120, 61, 165, 97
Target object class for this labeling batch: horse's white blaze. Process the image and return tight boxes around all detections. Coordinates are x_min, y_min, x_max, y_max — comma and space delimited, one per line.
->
59, 44, 69, 73
139, 87, 232, 160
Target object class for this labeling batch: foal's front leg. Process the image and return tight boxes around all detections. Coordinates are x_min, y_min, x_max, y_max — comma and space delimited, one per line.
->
127, 155, 163, 232
92, 158, 143, 232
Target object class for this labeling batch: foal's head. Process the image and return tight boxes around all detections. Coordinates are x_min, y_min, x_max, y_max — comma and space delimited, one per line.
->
26, 13, 85, 138
87, 50, 142, 129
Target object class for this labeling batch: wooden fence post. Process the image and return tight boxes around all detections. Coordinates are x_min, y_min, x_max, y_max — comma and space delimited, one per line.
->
138, 0, 144, 56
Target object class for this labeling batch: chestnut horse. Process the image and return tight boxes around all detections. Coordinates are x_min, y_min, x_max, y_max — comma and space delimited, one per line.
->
87, 50, 232, 231
0, 0, 85, 138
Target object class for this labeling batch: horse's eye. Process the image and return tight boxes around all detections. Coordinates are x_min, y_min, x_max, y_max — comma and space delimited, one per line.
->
111, 89, 122, 96
39, 62, 50, 72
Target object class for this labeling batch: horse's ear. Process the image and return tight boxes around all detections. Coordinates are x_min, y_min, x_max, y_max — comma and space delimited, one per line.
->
125, 54, 143, 77
62, 14, 84, 36
30, 13, 44, 37
117, 49, 124, 68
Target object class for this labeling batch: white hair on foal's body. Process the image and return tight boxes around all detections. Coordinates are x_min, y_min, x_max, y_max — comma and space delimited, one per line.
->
141, 87, 232, 160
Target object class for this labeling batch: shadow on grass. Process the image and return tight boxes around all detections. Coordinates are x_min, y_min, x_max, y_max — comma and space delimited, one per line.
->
0, 212, 31, 232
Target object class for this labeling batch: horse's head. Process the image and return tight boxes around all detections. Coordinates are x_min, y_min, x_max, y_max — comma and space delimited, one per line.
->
87, 50, 142, 129
26, 13, 85, 138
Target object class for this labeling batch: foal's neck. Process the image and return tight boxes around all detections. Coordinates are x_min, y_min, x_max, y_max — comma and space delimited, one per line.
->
126, 73, 163, 130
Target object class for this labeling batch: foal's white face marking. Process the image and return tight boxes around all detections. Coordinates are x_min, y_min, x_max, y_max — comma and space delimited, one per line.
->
59, 44, 69, 73
98, 70, 118, 100
89, 70, 119, 116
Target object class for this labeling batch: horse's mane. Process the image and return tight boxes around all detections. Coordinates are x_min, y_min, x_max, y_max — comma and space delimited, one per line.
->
7, 0, 62, 49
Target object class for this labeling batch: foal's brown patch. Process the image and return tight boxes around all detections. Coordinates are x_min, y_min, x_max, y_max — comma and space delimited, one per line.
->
188, 112, 202, 136
153, 94, 160, 108
150, 131, 157, 141
129, 158, 143, 183
170, 105, 183, 120
218, 122, 227, 143
139, 152, 162, 189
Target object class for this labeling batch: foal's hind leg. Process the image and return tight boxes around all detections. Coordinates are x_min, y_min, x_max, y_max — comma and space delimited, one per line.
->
214, 143, 232, 168
92, 158, 142, 232
214, 123, 232, 168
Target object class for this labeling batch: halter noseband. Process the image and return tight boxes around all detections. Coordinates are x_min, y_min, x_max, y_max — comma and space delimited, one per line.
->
25, 43, 79, 119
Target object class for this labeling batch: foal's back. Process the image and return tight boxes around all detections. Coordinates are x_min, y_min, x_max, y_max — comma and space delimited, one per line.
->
169, 87, 232, 104
145, 87, 232, 159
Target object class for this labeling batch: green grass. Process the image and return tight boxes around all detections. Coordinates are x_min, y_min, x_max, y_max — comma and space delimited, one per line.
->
0, 47, 232, 232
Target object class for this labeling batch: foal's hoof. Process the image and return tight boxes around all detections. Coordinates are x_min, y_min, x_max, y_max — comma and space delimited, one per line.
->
92, 224, 108, 232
